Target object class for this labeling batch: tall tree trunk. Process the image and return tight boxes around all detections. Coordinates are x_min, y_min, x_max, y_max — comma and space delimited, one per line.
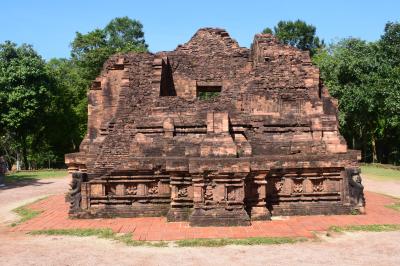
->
16, 152, 21, 171
371, 135, 378, 163
21, 136, 29, 170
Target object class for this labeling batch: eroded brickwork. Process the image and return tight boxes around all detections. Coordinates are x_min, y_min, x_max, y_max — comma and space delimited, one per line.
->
65, 28, 365, 226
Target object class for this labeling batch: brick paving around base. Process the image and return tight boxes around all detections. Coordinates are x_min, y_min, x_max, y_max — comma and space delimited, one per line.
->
8, 192, 400, 241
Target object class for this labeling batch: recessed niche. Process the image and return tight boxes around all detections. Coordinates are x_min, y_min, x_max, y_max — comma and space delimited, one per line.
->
196, 82, 222, 100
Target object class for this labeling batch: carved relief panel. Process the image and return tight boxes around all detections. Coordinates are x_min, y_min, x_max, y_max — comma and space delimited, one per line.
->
292, 179, 304, 194
90, 183, 104, 197
177, 185, 189, 198
275, 180, 284, 193
312, 179, 324, 192
266, 178, 288, 196
125, 184, 137, 195
204, 181, 215, 202
147, 182, 159, 195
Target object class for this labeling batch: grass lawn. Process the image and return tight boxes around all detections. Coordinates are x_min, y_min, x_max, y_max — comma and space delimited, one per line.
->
11, 205, 43, 227
10, 197, 48, 227
5, 170, 68, 183
361, 165, 400, 181
329, 224, 400, 233
29, 228, 307, 247
29, 228, 168, 247
175, 237, 307, 247
385, 202, 400, 212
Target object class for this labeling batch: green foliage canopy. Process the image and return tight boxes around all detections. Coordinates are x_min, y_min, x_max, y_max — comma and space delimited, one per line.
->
71, 16, 147, 81
313, 22, 400, 163
263, 19, 324, 55
0, 16, 148, 169
0, 41, 52, 168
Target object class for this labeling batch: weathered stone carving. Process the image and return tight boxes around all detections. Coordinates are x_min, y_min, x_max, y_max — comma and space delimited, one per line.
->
227, 187, 236, 201
147, 184, 158, 195
204, 182, 214, 202
125, 184, 137, 195
275, 180, 284, 192
177, 186, 188, 198
293, 180, 303, 193
65, 28, 365, 225
107, 185, 116, 196
312, 179, 324, 192
348, 168, 366, 213
67, 172, 87, 213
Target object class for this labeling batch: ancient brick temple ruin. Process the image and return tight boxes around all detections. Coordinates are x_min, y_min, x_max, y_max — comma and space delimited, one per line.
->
65, 28, 365, 226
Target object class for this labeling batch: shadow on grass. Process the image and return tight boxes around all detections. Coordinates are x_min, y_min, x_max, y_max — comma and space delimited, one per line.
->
1, 178, 55, 190
2, 171, 67, 190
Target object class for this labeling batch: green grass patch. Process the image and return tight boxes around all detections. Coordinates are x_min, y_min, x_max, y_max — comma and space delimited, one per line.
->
30, 228, 114, 238
329, 224, 400, 233
11, 206, 42, 227
5, 170, 68, 183
385, 202, 400, 212
29, 228, 168, 247
10, 197, 48, 227
28, 229, 307, 248
175, 236, 307, 247
361, 165, 400, 181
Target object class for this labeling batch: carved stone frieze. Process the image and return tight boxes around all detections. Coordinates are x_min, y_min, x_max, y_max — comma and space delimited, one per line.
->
293, 179, 303, 193
177, 186, 188, 198
312, 179, 324, 192
147, 183, 158, 195
125, 184, 137, 195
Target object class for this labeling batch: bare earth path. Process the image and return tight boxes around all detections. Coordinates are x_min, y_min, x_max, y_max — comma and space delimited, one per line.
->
362, 174, 400, 198
0, 175, 399, 266
0, 177, 69, 224
0, 231, 399, 266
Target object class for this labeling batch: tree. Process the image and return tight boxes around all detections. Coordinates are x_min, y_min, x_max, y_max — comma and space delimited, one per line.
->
379, 21, 400, 66
376, 21, 400, 163
313, 26, 400, 164
44, 58, 86, 160
65, 16, 149, 154
262, 27, 273, 34
105, 17, 147, 51
46, 58, 88, 140
0, 17, 149, 169
263, 19, 324, 56
71, 16, 148, 81
0, 41, 52, 169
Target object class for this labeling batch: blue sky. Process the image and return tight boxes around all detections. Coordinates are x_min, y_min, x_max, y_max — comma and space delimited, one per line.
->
1, 0, 399, 60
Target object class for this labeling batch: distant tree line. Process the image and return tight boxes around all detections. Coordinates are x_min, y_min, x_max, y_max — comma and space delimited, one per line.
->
0, 17, 148, 170
0, 17, 399, 169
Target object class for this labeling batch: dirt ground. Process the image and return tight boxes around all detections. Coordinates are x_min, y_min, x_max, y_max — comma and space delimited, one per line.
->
362, 174, 400, 198
0, 175, 399, 266
0, 177, 69, 224
0, 230, 399, 266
